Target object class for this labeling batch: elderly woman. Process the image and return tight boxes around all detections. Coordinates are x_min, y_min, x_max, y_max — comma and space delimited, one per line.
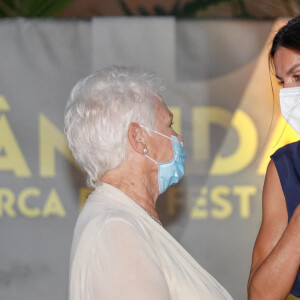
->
65, 66, 233, 300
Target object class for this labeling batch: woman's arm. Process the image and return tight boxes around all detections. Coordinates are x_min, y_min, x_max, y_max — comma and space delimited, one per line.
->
248, 160, 300, 300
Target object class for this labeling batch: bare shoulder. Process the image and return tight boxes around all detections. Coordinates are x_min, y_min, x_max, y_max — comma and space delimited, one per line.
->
262, 159, 287, 220
260, 159, 288, 242
249, 160, 288, 275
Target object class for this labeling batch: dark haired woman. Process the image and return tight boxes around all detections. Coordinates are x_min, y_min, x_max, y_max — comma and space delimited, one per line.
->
248, 16, 300, 300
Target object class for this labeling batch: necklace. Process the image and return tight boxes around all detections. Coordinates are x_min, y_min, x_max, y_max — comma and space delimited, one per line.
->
144, 209, 162, 226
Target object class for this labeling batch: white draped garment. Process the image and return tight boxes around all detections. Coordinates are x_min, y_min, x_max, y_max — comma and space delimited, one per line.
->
69, 183, 233, 300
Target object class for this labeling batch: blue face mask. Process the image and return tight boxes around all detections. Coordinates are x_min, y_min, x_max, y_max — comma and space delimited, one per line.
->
140, 125, 186, 195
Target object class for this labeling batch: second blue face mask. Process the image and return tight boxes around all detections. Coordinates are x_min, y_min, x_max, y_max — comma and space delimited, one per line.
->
140, 125, 186, 195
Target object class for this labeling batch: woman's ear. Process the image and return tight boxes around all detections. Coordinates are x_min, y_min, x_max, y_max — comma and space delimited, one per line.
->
128, 123, 147, 154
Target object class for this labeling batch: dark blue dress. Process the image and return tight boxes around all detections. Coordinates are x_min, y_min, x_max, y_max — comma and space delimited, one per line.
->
271, 140, 300, 297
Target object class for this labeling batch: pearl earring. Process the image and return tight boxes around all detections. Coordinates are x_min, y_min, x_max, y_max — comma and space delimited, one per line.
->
143, 148, 148, 154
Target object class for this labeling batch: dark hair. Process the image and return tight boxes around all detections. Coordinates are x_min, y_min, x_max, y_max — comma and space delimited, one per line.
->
265, 16, 300, 148
269, 16, 300, 64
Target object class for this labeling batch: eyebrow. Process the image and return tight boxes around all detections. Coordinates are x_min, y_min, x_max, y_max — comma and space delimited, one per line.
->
287, 63, 300, 75
276, 63, 300, 80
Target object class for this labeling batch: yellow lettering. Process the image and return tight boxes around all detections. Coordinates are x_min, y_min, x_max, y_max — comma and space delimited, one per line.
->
18, 188, 41, 217
233, 186, 256, 218
210, 109, 258, 175
193, 107, 231, 161
211, 186, 232, 219
166, 186, 182, 216
0, 95, 10, 111
191, 187, 208, 219
221, 20, 288, 176
0, 188, 16, 217
0, 115, 31, 177
39, 114, 77, 177
42, 189, 66, 217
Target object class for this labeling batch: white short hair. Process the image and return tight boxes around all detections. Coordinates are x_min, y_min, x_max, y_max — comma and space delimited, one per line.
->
64, 66, 165, 188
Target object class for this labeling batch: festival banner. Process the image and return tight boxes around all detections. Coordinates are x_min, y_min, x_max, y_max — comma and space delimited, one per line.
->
0, 17, 294, 299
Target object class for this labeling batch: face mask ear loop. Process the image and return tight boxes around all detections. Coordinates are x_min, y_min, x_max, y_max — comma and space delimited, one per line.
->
151, 130, 172, 141
145, 154, 159, 165
139, 124, 172, 141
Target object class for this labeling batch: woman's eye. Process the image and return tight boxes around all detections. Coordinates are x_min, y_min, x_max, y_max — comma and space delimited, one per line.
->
294, 75, 300, 81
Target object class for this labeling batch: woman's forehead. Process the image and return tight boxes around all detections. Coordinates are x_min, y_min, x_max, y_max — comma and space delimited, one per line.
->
274, 47, 300, 74
155, 99, 172, 118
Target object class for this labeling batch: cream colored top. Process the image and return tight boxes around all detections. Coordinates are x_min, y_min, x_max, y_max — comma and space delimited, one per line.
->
69, 183, 233, 300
